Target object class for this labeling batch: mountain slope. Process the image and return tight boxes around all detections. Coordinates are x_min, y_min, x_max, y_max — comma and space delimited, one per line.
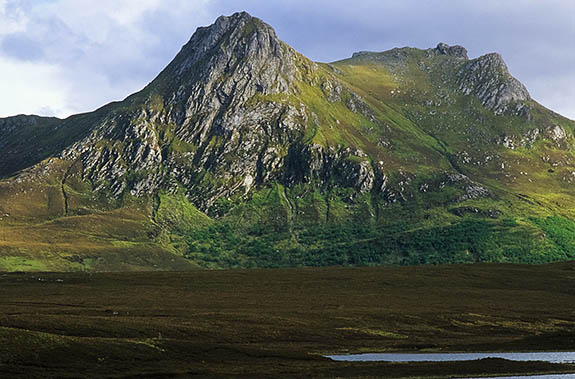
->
1, 12, 574, 271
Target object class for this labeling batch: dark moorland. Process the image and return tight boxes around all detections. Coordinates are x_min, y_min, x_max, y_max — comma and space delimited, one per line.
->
2, 263, 575, 378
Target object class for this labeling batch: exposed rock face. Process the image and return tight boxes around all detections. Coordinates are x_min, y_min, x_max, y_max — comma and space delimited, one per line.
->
457, 53, 531, 116
282, 144, 382, 194
345, 92, 376, 121
549, 125, 568, 143
321, 79, 342, 103
495, 125, 571, 150
432, 42, 468, 59
444, 173, 491, 201
336, 159, 375, 193
151, 11, 302, 109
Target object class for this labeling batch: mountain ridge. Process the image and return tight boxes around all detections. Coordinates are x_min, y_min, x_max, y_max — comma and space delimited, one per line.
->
1, 11, 574, 271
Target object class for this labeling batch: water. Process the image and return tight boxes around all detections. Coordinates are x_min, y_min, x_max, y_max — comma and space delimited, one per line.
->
325, 351, 575, 363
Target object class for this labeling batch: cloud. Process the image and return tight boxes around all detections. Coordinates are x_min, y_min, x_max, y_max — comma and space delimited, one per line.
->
0, 0, 573, 120
1, 33, 44, 60
0, 0, 26, 35
0, 56, 69, 116
0, 0, 214, 117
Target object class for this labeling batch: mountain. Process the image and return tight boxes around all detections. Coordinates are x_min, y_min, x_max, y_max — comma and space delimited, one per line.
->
1, 12, 574, 271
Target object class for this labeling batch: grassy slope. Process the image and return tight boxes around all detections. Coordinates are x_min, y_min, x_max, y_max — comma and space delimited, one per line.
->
0, 159, 198, 272
1, 264, 575, 377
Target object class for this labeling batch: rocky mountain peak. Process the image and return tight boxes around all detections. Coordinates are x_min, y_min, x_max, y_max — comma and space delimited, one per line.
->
175, 11, 277, 70
457, 52, 531, 116
150, 11, 299, 98
55, 12, 319, 205
433, 42, 468, 59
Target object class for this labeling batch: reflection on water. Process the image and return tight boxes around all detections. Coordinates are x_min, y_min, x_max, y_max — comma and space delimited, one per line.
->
325, 351, 575, 363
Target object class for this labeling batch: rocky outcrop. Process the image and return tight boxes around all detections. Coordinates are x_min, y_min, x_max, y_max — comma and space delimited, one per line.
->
494, 125, 572, 150
345, 92, 376, 121
336, 158, 375, 193
431, 42, 468, 59
457, 53, 530, 116
282, 143, 387, 194
321, 79, 342, 103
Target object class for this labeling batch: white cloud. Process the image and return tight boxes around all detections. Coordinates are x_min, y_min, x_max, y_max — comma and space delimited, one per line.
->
0, 56, 70, 116
0, 0, 214, 118
32, 0, 165, 43
0, 0, 27, 35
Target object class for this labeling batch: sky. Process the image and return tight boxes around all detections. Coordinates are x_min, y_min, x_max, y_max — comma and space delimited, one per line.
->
0, 0, 573, 120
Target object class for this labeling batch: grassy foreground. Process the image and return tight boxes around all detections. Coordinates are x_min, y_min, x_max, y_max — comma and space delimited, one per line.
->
1, 263, 575, 378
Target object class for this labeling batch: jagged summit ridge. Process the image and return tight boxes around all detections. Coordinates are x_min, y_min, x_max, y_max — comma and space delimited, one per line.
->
351, 42, 468, 60
150, 11, 299, 99
346, 42, 529, 116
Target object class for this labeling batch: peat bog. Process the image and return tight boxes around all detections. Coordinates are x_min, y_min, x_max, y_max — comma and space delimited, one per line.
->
2, 263, 575, 377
